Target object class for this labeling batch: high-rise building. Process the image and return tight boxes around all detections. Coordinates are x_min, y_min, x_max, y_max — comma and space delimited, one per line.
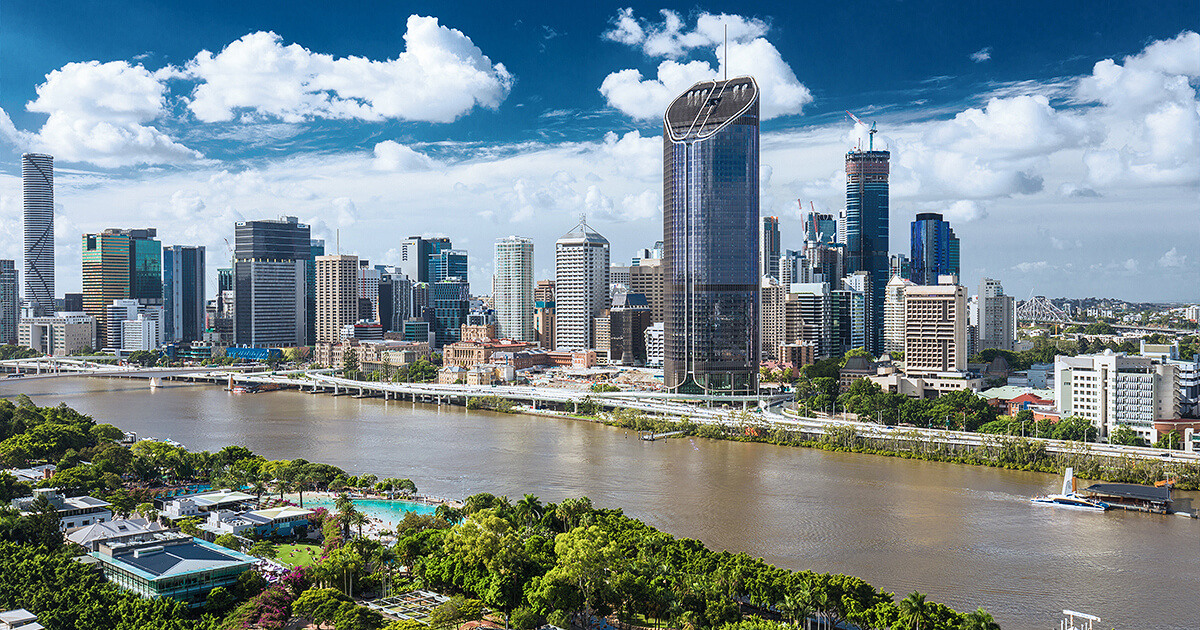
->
760, 278, 787, 361
378, 271, 413, 332
534, 280, 555, 349
609, 293, 652, 365
663, 77, 760, 395
903, 277, 967, 375
779, 250, 804, 286
883, 275, 915, 354
316, 255, 359, 343
803, 241, 844, 286
432, 279, 470, 347
911, 213, 960, 285
0, 261, 17, 344
22, 153, 54, 314
802, 211, 837, 244
398, 236, 451, 283
82, 229, 159, 347
889, 254, 911, 282
163, 245, 205, 343
63, 293, 83, 312
494, 236, 534, 341
835, 272, 870, 355
977, 278, 1016, 353
785, 283, 831, 359
628, 260, 665, 323
307, 239, 324, 345
554, 217, 609, 350
761, 216, 781, 281
429, 249, 468, 284
358, 261, 381, 322
217, 268, 233, 294
845, 143, 889, 355
233, 216, 310, 347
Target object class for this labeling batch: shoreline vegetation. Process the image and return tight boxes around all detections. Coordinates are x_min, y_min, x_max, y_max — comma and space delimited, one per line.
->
0, 395, 1009, 630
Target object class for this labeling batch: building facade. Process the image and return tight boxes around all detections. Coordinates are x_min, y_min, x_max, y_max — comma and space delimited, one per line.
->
1055, 351, 1179, 441
22, 153, 54, 314
663, 76, 760, 394
233, 217, 310, 347
609, 292, 652, 366
163, 246, 205, 343
432, 279, 470, 347
761, 216, 780, 281
315, 255, 359, 343
883, 275, 915, 354
0, 260, 16, 345
494, 236, 534, 341
845, 147, 889, 355
977, 277, 1016, 353
554, 218, 609, 350
903, 277, 968, 375
910, 213, 960, 285
18, 313, 96, 356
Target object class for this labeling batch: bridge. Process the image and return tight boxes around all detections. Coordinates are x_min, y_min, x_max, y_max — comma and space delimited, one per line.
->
0, 357, 262, 381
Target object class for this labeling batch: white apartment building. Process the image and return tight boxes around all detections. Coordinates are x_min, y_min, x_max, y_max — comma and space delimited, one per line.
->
1055, 350, 1179, 441
18, 313, 96, 356
644, 322, 664, 367
316, 255, 359, 343
121, 315, 159, 351
554, 218, 609, 350
903, 276, 967, 375
494, 236, 534, 341
978, 278, 1016, 352
785, 283, 832, 358
884, 275, 915, 354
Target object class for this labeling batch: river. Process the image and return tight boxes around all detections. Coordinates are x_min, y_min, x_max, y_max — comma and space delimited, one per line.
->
7, 377, 1198, 630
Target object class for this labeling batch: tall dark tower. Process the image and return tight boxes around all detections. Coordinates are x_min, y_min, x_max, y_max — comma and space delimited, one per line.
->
845, 141, 889, 356
662, 76, 759, 395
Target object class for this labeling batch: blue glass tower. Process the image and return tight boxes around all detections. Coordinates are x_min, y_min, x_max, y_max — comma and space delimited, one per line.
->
663, 76, 759, 395
845, 148, 889, 355
910, 212, 960, 285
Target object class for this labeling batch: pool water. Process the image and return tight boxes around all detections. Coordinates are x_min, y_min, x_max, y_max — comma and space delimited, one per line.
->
296, 496, 438, 524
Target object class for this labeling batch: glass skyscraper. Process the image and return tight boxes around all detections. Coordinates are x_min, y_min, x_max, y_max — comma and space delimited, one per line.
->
0, 260, 17, 345
163, 245, 205, 343
910, 212, 960, 285
22, 153, 54, 313
662, 76, 760, 395
845, 148, 890, 355
82, 228, 160, 348
233, 216, 310, 347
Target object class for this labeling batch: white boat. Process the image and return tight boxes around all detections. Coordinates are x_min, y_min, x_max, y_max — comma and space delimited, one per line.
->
1031, 468, 1109, 511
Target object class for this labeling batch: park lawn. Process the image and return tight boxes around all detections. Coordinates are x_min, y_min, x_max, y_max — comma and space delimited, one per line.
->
275, 543, 322, 567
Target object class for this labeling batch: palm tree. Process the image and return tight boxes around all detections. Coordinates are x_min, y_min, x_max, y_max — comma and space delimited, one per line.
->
515, 494, 543, 527
349, 510, 369, 539
898, 592, 930, 630
250, 478, 268, 506
962, 608, 1000, 630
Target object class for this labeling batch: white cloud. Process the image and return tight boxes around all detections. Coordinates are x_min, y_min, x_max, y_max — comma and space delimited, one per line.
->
1013, 261, 1050, 273
922, 95, 1101, 159
599, 9, 811, 120
970, 47, 992, 63
23, 61, 202, 166
372, 140, 439, 171
1158, 247, 1187, 268
182, 16, 512, 124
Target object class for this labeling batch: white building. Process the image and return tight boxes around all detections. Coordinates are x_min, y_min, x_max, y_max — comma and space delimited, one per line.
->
1055, 350, 1179, 441
316, 254, 359, 344
978, 278, 1016, 352
494, 236, 534, 341
12, 488, 111, 531
883, 275, 915, 354
18, 312, 96, 356
554, 217, 609, 350
786, 283, 832, 358
121, 315, 160, 351
760, 278, 787, 361
904, 276, 967, 375
358, 263, 381, 320
644, 322, 664, 367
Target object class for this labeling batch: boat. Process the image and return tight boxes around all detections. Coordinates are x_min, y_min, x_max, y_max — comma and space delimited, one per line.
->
1031, 468, 1109, 511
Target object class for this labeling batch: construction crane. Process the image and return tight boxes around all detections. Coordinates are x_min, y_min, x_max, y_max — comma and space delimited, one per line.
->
845, 110, 878, 151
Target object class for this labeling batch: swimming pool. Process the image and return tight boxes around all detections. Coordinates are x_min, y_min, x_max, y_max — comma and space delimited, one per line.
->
295, 496, 438, 524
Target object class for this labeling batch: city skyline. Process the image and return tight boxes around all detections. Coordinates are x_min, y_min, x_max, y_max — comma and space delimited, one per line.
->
0, 4, 1195, 301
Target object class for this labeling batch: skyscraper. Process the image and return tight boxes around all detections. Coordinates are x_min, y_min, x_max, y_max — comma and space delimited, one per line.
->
429, 249, 468, 284
802, 211, 837, 244
904, 277, 968, 374
663, 77, 760, 395
358, 261, 381, 321
0, 260, 17, 344
554, 217, 609, 350
307, 239, 324, 345
233, 216, 310, 347
494, 236, 534, 341
845, 143, 889, 355
760, 216, 780, 281
82, 229, 155, 347
316, 254, 359, 343
163, 245, 205, 343
398, 236, 450, 283
889, 254, 911, 282
978, 278, 1016, 352
22, 153, 54, 313
883, 275, 915, 354
910, 212, 960, 285
432, 279, 470, 347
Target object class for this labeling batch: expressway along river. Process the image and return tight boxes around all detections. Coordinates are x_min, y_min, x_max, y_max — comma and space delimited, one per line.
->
9, 377, 1199, 630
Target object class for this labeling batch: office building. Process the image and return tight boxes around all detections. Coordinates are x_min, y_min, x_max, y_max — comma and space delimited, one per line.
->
0, 260, 16, 344
977, 278, 1016, 352
786, 283, 832, 359
761, 216, 781, 280
357, 261, 380, 321
217, 268, 233, 294
610, 265, 631, 290
378, 271, 413, 332
903, 276, 968, 375
429, 248, 467, 284
644, 322, 665, 367
63, 293, 83, 313
663, 76, 760, 394
22, 153, 54, 314
316, 255, 359, 343
760, 278, 787, 361
1055, 352, 1179, 442
233, 216, 309, 347
18, 313, 96, 356
833, 273, 869, 355
802, 241, 844, 285
121, 315, 160, 351
106, 300, 141, 349
911, 213, 960, 285
883, 275, 916, 354
802, 211, 837, 245
163, 245, 205, 343
628, 259, 665, 323
494, 236, 534, 341
554, 217, 609, 350
608, 292, 652, 365
82, 228, 159, 347
306, 239, 324, 345
889, 254, 911, 282
397, 236, 451, 283
845, 141, 889, 355
432, 279, 470, 347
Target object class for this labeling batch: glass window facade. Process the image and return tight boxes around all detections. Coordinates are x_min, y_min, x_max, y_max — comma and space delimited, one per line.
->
662, 77, 760, 395
910, 212, 960, 285
845, 150, 890, 355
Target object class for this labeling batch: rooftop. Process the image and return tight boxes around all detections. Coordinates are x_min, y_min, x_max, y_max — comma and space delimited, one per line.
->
95, 535, 255, 580
1082, 483, 1171, 503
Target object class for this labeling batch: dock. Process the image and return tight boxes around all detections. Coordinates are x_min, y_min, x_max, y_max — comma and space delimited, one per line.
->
641, 430, 685, 441
1081, 482, 1173, 514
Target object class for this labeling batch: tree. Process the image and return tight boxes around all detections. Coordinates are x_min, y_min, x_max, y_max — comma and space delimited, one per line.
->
1154, 430, 1183, 450
25, 493, 63, 550
344, 348, 360, 377
428, 596, 485, 630
335, 604, 386, 630
135, 502, 159, 523
898, 592, 930, 630
515, 494, 543, 527
214, 533, 242, 551
178, 517, 202, 537
294, 587, 352, 629
250, 540, 279, 559
205, 585, 236, 614
962, 608, 1000, 630
544, 525, 623, 614
1109, 424, 1147, 447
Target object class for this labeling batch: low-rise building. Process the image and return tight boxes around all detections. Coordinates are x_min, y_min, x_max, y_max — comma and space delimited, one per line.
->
1055, 350, 1179, 442
200, 505, 313, 539
18, 313, 96, 356
443, 339, 534, 370
66, 517, 167, 551
90, 533, 255, 607
3, 464, 55, 484
159, 489, 256, 519
0, 608, 41, 630
865, 367, 984, 399
11, 488, 111, 531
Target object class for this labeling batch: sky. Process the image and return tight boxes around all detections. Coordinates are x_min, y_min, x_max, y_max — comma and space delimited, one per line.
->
0, 1, 1197, 302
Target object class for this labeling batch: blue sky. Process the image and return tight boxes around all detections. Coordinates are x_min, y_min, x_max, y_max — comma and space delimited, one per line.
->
0, 1, 1197, 301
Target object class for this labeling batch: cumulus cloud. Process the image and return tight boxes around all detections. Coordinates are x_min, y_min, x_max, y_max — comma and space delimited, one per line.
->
1158, 247, 1187, 268
372, 140, 439, 171
599, 9, 811, 120
24, 61, 202, 166
970, 47, 992, 63
182, 16, 512, 124
1013, 261, 1050, 273
922, 95, 1102, 159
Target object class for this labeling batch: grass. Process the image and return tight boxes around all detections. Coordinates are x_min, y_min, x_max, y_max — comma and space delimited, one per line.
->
275, 542, 322, 567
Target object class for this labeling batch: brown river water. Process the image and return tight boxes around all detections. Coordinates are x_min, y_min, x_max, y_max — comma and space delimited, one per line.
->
6, 377, 1199, 630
